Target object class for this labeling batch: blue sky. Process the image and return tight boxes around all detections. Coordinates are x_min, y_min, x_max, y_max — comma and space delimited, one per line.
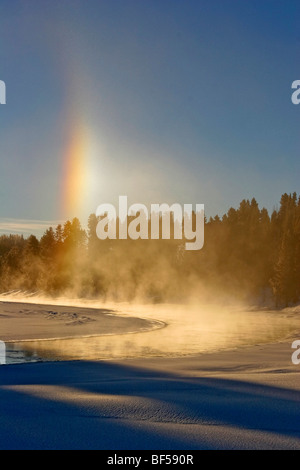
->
0, 0, 299, 237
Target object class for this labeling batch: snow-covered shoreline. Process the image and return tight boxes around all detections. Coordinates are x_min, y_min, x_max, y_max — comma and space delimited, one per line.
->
0, 300, 299, 449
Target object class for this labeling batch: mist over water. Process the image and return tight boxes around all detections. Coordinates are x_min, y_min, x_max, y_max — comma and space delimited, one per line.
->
2, 294, 299, 364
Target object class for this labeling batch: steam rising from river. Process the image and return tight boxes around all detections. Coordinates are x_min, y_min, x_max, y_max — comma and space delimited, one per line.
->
1, 292, 299, 364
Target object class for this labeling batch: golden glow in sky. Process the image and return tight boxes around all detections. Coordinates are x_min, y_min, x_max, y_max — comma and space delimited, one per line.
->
61, 118, 89, 220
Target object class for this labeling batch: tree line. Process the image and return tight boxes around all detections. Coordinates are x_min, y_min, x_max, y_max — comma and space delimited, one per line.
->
0, 192, 299, 307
